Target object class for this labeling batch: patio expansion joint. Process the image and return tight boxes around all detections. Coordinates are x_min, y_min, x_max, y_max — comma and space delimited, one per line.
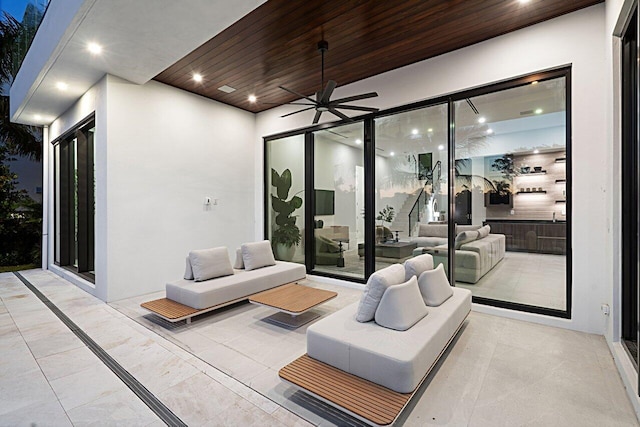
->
13, 272, 187, 427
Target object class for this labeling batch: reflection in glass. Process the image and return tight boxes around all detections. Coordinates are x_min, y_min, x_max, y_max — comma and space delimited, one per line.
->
312, 123, 365, 279
453, 77, 567, 311
374, 104, 449, 273
266, 135, 306, 265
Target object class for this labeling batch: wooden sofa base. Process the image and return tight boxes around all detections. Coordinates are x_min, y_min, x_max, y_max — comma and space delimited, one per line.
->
140, 295, 250, 324
279, 311, 469, 426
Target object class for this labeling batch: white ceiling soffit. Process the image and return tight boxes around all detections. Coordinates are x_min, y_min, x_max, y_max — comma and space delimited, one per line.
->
10, 0, 265, 126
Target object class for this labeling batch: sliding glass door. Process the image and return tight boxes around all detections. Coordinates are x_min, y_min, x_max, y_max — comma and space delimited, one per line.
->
373, 104, 449, 273
453, 75, 569, 314
264, 67, 571, 318
311, 123, 365, 279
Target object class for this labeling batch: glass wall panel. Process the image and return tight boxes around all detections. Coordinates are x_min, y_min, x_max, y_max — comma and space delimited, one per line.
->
453, 77, 567, 311
266, 135, 306, 265
374, 104, 449, 273
312, 123, 365, 279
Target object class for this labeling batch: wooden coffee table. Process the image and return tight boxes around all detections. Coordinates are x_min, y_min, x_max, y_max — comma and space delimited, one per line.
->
249, 283, 337, 328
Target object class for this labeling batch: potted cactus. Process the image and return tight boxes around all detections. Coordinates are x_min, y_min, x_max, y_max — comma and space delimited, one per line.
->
271, 168, 303, 261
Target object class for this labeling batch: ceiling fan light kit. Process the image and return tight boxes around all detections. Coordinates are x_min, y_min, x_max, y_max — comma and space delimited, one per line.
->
278, 40, 380, 124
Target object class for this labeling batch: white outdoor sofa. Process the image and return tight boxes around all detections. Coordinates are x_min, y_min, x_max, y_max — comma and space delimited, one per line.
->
279, 256, 471, 426
142, 241, 306, 324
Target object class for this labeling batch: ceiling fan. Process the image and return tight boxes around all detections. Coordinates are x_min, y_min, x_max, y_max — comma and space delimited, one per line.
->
277, 40, 379, 124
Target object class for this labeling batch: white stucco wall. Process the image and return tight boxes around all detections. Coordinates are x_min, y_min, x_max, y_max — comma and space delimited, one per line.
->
255, 4, 608, 335
47, 76, 256, 302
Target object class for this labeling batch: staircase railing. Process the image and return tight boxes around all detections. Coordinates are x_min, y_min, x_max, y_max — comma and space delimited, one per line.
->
408, 161, 441, 236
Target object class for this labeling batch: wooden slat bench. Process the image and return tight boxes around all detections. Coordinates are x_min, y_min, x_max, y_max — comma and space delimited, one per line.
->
141, 293, 254, 324
280, 354, 410, 426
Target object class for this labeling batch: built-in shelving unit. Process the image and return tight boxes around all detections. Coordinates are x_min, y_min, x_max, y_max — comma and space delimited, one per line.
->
555, 157, 566, 163
517, 190, 547, 194
555, 179, 566, 183
520, 170, 546, 175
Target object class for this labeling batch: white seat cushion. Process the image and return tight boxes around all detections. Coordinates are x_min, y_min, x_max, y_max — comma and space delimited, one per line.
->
189, 247, 233, 282
418, 264, 453, 306
404, 253, 434, 281
375, 276, 428, 331
355, 264, 405, 322
241, 240, 276, 271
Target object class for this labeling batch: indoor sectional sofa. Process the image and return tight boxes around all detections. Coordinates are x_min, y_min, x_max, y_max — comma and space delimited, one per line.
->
413, 223, 506, 284
142, 240, 306, 323
280, 255, 472, 426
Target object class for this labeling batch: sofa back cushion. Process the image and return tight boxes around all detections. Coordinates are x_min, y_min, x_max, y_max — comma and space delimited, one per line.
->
184, 256, 194, 280
457, 224, 481, 233
477, 224, 491, 239
375, 276, 428, 331
241, 240, 276, 271
233, 248, 244, 269
455, 230, 479, 249
356, 263, 406, 322
404, 253, 434, 281
417, 264, 453, 306
189, 247, 234, 282
418, 224, 448, 238
316, 234, 340, 253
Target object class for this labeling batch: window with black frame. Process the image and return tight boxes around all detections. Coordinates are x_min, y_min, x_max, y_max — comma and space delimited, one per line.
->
54, 119, 95, 281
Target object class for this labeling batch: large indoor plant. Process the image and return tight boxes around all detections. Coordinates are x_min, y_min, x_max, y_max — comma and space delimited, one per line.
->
271, 168, 303, 261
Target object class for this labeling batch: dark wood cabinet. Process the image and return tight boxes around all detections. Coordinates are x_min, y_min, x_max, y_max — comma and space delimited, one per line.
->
485, 220, 566, 255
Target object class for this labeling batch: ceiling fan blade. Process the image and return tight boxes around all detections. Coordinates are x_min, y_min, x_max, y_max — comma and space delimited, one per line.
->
320, 80, 337, 104
262, 102, 317, 106
278, 85, 318, 104
329, 92, 378, 104
312, 110, 322, 124
280, 106, 316, 118
331, 105, 379, 112
329, 108, 350, 121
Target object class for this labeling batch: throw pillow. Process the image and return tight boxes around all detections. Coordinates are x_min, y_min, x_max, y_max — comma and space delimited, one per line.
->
454, 230, 479, 249
184, 256, 194, 280
241, 240, 276, 271
355, 263, 405, 322
417, 264, 453, 306
404, 253, 434, 281
233, 248, 244, 269
477, 224, 491, 239
375, 276, 428, 331
188, 247, 234, 282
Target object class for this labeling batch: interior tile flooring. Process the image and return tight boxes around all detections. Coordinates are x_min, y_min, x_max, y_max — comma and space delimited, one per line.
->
314, 250, 566, 311
1, 269, 637, 426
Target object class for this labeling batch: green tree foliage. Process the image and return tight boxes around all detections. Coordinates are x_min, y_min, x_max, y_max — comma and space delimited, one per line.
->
0, 10, 44, 266
0, 145, 40, 265
271, 168, 302, 247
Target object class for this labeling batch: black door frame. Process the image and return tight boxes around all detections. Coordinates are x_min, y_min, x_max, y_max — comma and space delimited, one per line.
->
264, 66, 572, 319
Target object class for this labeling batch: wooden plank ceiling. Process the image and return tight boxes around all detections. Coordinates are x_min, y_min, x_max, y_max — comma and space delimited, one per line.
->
154, 0, 602, 113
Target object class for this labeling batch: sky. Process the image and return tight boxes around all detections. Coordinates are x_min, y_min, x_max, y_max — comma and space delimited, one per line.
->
0, 0, 31, 20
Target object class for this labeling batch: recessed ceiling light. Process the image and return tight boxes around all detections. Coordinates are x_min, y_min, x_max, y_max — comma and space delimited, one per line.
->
218, 85, 236, 93
193, 73, 203, 82
87, 42, 102, 55
428, 128, 433, 132
531, 80, 538, 85
519, 0, 530, 3
34, 114, 42, 120
56, 81, 68, 91
533, 149, 540, 154
438, 144, 444, 151
411, 128, 418, 135
534, 108, 543, 114
248, 94, 257, 103
487, 128, 494, 134
390, 151, 395, 156
478, 117, 486, 124
355, 139, 362, 145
